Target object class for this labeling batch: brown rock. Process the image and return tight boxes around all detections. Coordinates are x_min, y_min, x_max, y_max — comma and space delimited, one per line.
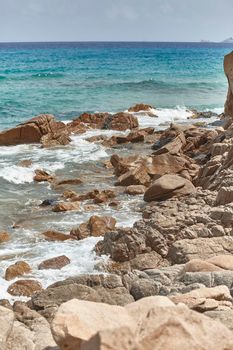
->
144, 174, 196, 202
71, 216, 116, 240
0, 231, 10, 244
109, 112, 139, 131
38, 255, 70, 270
33, 169, 54, 182
53, 202, 81, 212
56, 178, 83, 186
7, 280, 42, 297
125, 185, 146, 195
17, 159, 32, 167
42, 230, 73, 241
40, 130, 71, 148
0, 114, 68, 146
215, 186, 233, 205
224, 51, 233, 118
116, 167, 151, 187
5, 261, 31, 281
183, 259, 223, 273
128, 103, 154, 112
89, 216, 116, 237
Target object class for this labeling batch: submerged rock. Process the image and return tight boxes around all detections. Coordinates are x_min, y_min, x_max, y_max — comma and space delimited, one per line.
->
0, 231, 10, 244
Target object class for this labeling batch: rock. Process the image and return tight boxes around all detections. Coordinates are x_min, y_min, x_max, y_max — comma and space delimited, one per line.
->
50, 297, 233, 350
144, 174, 196, 202
38, 255, 71, 270
51, 299, 136, 350
56, 178, 83, 186
0, 306, 14, 350
40, 130, 71, 147
125, 185, 146, 195
33, 169, 54, 182
30, 274, 133, 317
40, 198, 56, 206
183, 259, 223, 273
0, 231, 10, 244
128, 103, 154, 112
71, 216, 116, 240
7, 280, 43, 297
207, 254, 233, 271
109, 112, 139, 131
216, 186, 233, 205
224, 51, 233, 118
0, 114, 68, 146
88, 216, 116, 237
42, 230, 73, 241
116, 167, 151, 187
17, 159, 32, 167
74, 189, 115, 203
5, 261, 31, 281
184, 285, 232, 301
53, 201, 81, 212
168, 237, 233, 264
70, 112, 110, 130
95, 228, 147, 263
205, 309, 233, 332
80, 327, 137, 350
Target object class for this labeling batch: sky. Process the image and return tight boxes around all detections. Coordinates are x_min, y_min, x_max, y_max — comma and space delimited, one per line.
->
0, 0, 233, 42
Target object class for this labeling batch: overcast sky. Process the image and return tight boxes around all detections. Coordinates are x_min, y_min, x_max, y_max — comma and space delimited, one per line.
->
0, 0, 233, 42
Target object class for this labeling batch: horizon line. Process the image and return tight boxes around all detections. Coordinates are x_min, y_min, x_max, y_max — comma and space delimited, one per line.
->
0, 40, 232, 44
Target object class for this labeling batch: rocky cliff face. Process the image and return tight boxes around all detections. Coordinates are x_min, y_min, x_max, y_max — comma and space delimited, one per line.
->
224, 51, 233, 118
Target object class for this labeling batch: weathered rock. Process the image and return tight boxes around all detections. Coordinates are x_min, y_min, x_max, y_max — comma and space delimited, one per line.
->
125, 185, 146, 195
207, 254, 233, 271
33, 169, 54, 182
116, 167, 151, 187
42, 230, 73, 241
38, 255, 70, 270
182, 259, 223, 273
224, 51, 233, 118
7, 280, 43, 297
216, 186, 233, 205
109, 112, 139, 131
144, 174, 196, 202
56, 178, 83, 186
0, 306, 14, 350
128, 103, 154, 112
71, 216, 116, 240
184, 285, 232, 302
40, 130, 71, 148
0, 114, 67, 146
53, 201, 81, 212
5, 261, 31, 281
51, 299, 136, 350
168, 237, 233, 264
0, 231, 10, 244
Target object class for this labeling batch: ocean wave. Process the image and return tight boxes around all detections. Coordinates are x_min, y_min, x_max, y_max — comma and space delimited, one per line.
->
31, 72, 65, 79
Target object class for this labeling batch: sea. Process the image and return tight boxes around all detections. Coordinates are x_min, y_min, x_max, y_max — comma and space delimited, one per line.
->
0, 41, 233, 301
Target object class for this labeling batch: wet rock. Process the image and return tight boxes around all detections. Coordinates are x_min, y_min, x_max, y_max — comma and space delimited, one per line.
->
0, 231, 10, 244
128, 103, 154, 112
17, 159, 32, 167
52, 201, 81, 212
7, 280, 43, 297
5, 261, 31, 281
71, 215, 116, 240
125, 185, 146, 195
38, 255, 70, 270
40, 198, 56, 206
109, 112, 139, 131
144, 174, 196, 202
33, 169, 54, 182
0, 114, 68, 146
42, 230, 73, 241
40, 130, 71, 147
74, 189, 116, 203
56, 178, 83, 186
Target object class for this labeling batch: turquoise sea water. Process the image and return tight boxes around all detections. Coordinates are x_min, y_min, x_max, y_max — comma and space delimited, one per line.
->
0, 42, 233, 130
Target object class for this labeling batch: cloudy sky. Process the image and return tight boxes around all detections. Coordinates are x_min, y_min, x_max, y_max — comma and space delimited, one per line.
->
0, 0, 232, 42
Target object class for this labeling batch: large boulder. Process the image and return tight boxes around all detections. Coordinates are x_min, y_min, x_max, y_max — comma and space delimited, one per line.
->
51, 296, 233, 350
144, 174, 196, 202
109, 112, 139, 131
224, 51, 233, 118
0, 114, 68, 146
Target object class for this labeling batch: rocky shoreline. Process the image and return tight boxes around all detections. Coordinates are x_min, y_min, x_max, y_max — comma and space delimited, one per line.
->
1, 53, 233, 349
